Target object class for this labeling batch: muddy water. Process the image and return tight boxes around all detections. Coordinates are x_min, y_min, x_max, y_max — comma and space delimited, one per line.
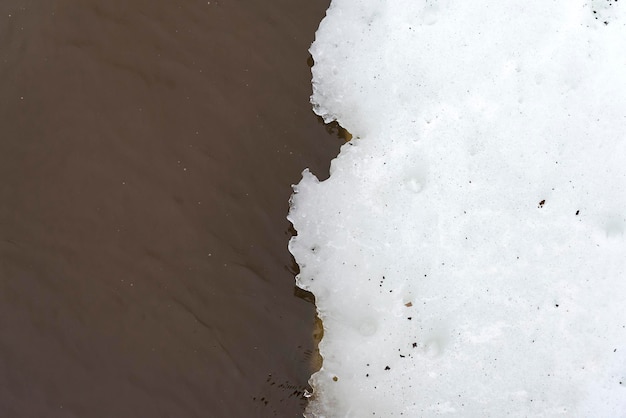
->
0, 1, 340, 416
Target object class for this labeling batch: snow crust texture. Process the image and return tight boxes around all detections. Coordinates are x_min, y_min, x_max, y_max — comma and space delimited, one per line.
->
288, 1, 626, 416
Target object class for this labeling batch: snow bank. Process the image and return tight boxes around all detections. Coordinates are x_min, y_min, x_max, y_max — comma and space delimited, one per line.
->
288, 1, 626, 416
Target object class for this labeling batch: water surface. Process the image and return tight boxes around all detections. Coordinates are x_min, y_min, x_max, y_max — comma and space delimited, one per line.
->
0, 0, 340, 416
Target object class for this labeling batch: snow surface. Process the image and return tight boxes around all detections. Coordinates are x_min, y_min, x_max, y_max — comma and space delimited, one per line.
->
288, 1, 626, 416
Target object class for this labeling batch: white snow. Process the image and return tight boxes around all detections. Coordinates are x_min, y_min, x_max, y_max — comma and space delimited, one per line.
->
288, 1, 626, 416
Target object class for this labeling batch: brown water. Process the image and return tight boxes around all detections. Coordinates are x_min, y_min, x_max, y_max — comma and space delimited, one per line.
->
0, 1, 341, 416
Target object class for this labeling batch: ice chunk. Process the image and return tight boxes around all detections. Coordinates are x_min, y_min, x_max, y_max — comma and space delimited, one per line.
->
289, 1, 626, 416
